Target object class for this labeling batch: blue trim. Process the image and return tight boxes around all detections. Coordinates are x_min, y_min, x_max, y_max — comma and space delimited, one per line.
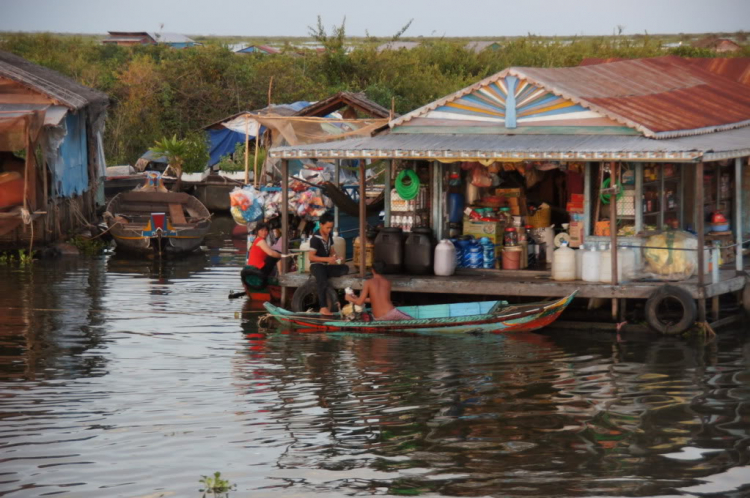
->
504, 76, 518, 129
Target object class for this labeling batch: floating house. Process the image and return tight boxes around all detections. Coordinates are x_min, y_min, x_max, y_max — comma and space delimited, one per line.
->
464, 41, 502, 53
234, 45, 280, 55
102, 31, 198, 49
0, 51, 108, 249
376, 41, 420, 53
271, 56, 750, 332
692, 37, 743, 53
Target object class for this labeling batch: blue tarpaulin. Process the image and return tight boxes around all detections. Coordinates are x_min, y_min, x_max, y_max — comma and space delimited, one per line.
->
207, 128, 251, 166
55, 112, 89, 197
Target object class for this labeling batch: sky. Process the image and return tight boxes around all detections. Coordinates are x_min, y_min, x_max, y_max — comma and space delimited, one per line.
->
1, 0, 749, 38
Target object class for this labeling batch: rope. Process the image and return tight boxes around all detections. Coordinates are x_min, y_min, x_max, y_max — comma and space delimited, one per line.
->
395, 169, 420, 200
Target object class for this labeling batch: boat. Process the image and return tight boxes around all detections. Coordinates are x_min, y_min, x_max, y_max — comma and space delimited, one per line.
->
103, 172, 211, 256
263, 292, 576, 334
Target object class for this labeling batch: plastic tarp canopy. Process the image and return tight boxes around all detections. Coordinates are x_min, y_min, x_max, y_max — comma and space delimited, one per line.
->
207, 127, 256, 166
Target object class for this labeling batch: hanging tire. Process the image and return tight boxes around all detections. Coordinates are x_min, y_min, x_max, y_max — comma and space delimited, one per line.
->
291, 279, 340, 313
645, 285, 697, 335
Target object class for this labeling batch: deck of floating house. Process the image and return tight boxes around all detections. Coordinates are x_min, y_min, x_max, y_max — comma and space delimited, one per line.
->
271, 57, 750, 328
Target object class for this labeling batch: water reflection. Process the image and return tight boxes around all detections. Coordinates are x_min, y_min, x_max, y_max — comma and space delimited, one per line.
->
0, 235, 749, 496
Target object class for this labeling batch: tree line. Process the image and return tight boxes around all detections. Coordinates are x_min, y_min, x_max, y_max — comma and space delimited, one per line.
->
1, 30, 745, 166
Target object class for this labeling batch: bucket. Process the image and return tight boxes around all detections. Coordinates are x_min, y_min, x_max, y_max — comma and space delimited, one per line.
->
502, 247, 522, 270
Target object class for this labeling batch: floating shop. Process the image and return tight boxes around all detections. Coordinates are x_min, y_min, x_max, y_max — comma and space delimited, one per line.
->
270, 56, 750, 334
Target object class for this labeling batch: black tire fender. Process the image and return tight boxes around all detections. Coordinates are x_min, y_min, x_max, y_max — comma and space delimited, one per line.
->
645, 285, 698, 335
291, 278, 340, 313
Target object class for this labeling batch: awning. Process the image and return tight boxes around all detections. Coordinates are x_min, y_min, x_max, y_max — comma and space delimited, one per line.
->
270, 126, 750, 162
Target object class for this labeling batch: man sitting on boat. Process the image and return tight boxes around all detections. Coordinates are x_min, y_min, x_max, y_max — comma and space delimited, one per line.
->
309, 213, 348, 315
242, 222, 284, 291
344, 260, 413, 321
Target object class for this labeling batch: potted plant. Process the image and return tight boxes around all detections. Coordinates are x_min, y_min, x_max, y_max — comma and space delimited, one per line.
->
217, 142, 266, 182
149, 134, 209, 190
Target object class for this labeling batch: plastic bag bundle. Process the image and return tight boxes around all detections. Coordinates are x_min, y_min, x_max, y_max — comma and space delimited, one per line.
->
643, 230, 699, 281
229, 186, 264, 225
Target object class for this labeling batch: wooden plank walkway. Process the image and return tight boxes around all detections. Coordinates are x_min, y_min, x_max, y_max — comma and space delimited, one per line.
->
279, 267, 746, 300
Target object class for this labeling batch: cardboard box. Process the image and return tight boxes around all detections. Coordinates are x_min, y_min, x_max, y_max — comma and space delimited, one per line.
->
569, 222, 584, 248
463, 220, 506, 244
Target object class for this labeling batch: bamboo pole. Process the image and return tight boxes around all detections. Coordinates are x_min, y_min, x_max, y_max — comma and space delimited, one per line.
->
696, 162, 706, 322
736, 157, 743, 273
253, 129, 260, 188
359, 160, 366, 278
243, 116, 250, 185
384, 160, 392, 227
334, 159, 340, 230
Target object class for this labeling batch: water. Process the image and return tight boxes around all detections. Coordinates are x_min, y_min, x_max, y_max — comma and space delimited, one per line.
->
1, 220, 750, 497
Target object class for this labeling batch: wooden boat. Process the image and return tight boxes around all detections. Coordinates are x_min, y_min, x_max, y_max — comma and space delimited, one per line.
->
0, 172, 24, 210
104, 187, 211, 256
263, 292, 576, 334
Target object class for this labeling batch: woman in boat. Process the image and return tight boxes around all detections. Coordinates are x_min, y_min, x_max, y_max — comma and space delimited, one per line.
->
241, 222, 283, 291
344, 260, 413, 321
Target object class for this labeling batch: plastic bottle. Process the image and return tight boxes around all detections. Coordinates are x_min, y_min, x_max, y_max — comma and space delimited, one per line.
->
332, 230, 346, 264
466, 239, 483, 268
552, 241, 576, 281
434, 240, 457, 276
582, 245, 601, 282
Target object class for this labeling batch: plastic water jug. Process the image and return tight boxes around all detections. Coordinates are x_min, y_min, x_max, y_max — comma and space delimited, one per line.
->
404, 227, 435, 275
465, 239, 483, 268
374, 227, 404, 274
447, 193, 465, 224
600, 245, 622, 283
575, 244, 585, 280
434, 240, 457, 276
582, 245, 601, 282
542, 227, 555, 265
619, 248, 636, 282
552, 241, 576, 281
332, 230, 346, 263
451, 238, 463, 268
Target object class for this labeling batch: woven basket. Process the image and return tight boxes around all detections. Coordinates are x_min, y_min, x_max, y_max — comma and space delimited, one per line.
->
527, 207, 551, 228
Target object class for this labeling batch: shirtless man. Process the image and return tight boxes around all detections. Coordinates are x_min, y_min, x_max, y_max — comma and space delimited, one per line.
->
344, 260, 413, 321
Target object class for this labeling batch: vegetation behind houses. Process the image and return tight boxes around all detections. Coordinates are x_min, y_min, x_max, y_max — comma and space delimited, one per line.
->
1, 28, 748, 166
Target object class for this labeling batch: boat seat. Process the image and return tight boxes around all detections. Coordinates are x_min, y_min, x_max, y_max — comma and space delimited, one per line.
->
168, 203, 187, 225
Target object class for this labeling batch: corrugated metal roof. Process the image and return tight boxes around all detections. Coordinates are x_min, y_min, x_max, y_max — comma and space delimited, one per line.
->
0, 51, 109, 110
581, 57, 750, 87
391, 56, 750, 139
270, 127, 750, 162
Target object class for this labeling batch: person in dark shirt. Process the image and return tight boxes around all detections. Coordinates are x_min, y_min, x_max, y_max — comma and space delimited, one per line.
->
309, 213, 348, 315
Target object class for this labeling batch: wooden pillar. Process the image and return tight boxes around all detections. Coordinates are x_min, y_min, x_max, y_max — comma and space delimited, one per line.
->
384, 159, 392, 227
634, 162, 643, 234
359, 160, 366, 278
334, 159, 340, 230
736, 157, 743, 273
696, 162, 706, 322
609, 162, 619, 321
583, 162, 592, 237
280, 158, 290, 306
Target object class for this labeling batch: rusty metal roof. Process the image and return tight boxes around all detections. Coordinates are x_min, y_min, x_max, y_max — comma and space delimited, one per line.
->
581, 57, 750, 87
270, 127, 750, 162
392, 56, 750, 139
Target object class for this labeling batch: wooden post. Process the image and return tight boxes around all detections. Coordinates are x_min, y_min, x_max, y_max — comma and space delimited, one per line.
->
583, 162, 592, 237
609, 162, 619, 321
334, 159, 340, 230
243, 116, 250, 185
736, 157, 743, 273
281, 159, 289, 274
696, 162, 706, 322
359, 160, 366, 278
634, 162, 643, 234
253, 127, 260, 187
384, 160, 392, 227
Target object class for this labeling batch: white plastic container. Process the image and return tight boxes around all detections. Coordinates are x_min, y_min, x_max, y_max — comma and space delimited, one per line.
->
332, 230, 346, 263
575, 244, 586, 280
552, 241, 576, 281
619, 248, 636, 282
582, 245, 601, 282
542, 227, 555, 266
434, 239, 457, 276
299, 236, 312, 272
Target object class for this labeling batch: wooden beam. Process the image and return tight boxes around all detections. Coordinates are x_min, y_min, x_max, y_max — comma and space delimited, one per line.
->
334, 159, 340, 230
696, 162, 706, 322
359, 160, 366, 278
584, 162, 592, 237
609, 162, 619, 320
736, 157, 743, 273
384, 160, 392, 227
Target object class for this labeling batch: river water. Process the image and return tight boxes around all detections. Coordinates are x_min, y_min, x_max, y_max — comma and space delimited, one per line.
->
1, 219, 749, 497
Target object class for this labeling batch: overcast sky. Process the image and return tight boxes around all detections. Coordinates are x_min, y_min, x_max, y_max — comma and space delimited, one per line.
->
1, 0, 749, 38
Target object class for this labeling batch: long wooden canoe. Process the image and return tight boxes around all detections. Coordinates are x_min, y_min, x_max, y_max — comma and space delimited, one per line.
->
263, 291, 576, 334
